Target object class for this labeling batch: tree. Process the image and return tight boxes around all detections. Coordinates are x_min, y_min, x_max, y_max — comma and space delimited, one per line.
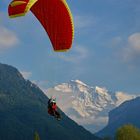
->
115, 124, 140, 140
34, 131, 40, 140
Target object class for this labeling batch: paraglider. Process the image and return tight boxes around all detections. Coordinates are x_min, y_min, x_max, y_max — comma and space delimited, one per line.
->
48, 97, 61, 120
8, 0, 74, 51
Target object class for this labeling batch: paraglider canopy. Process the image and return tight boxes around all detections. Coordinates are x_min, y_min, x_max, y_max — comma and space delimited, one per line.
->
8, 0, 74, 51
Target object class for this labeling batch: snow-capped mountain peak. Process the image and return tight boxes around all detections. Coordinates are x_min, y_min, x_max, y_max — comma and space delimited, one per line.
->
54, 83, 72, 92
46, 80, 137, 133
71, 79, 88, 87
54, 80, 92, 94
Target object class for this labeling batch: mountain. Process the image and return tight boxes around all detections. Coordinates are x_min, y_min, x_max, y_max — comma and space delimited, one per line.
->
0, 63, 100, 140
96, 97, 140, 138
46, 80, 136, 133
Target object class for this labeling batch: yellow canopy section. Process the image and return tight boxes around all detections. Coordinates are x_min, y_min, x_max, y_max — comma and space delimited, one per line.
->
10, 1, 26, 7
25, 0, 38, 13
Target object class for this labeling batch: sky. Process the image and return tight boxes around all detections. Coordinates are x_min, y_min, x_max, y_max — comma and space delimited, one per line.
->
0, 0, 140, 94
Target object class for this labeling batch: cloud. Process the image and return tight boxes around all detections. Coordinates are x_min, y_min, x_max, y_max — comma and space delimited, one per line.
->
31, 80, 49, 89
20, 71, 32, 79
109, 36, 122, 48
73, 115, 108, 125
123, 33, 140, 62
0, 26, 19, 49
56, 45, 89, 63
128, 33, 140, 51
74, 15, 95, 29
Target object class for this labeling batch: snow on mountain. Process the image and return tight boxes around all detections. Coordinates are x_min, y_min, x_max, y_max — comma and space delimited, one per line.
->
45, 80, 137, 133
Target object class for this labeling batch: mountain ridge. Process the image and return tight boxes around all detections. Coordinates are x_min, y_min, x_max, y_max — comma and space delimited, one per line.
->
0, 63, 100, 140
96, 97, 140, 138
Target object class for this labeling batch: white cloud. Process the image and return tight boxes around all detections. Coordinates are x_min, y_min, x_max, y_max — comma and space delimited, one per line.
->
128, 33, 140, 51
72, 115, 108, 125
56, 45, 89, 63
109, 36, 122, 48
74, 15, 95, 29
123, 33, 140, 62
0, 26, 19, 49
31, 80, 49, 90
21, 71, 32, 79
